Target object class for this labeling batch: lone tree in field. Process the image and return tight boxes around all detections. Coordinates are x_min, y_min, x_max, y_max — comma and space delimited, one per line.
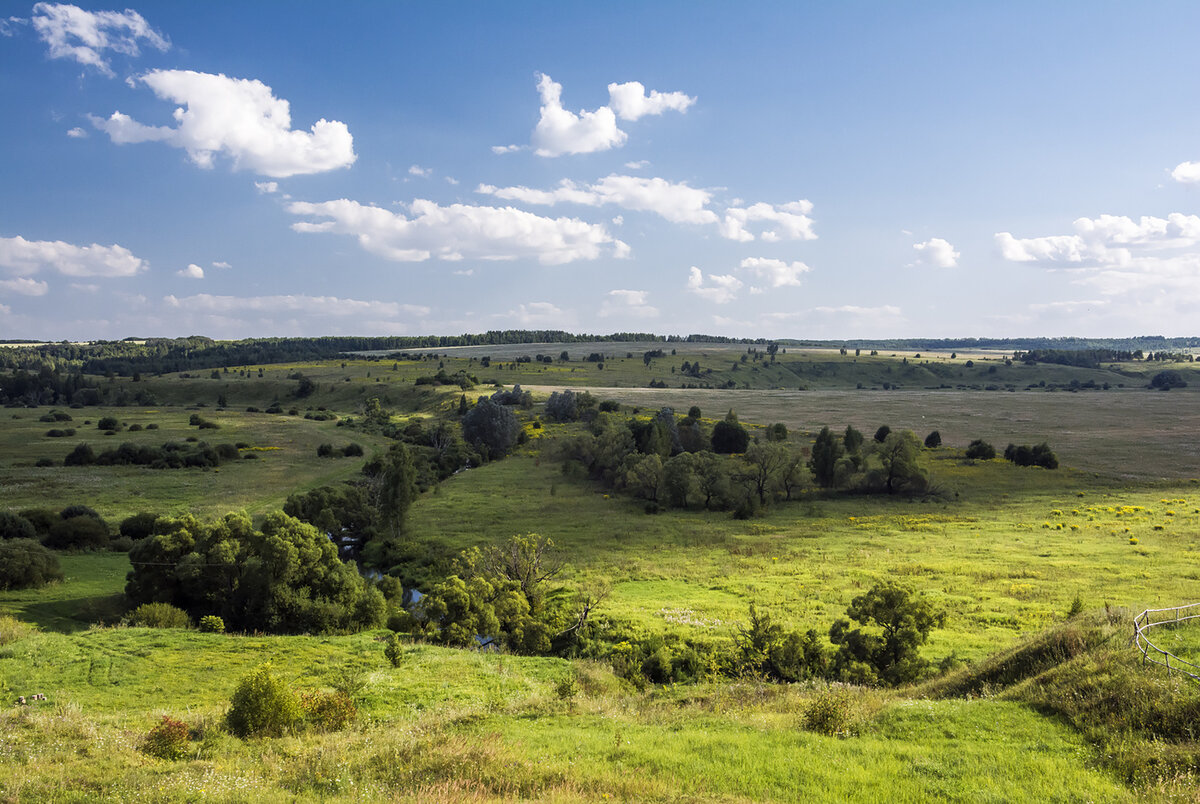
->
1149, 370, 1187, 390
924, 431, 941, 448
964, 439, 996, 460
830, 582, 943, 686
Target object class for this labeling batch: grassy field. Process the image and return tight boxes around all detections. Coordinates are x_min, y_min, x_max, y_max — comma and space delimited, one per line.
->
0, 620, 1144, 802
4, 344, 1200, 801
0, 406, 393, 520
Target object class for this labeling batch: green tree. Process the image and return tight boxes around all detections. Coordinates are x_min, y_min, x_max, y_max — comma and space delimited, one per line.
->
809, 426, 844, 488
743, 442, 788, 505
965, 439, 996, 460
924, 431, 942, 448
711, 410, 750, 454
873, 430, 926, 495
373, 443, 418, 537
693, 451, 732, 510
625, 453, 664, 502
0, 539, 63, 590
462, 397, 521, 458
829, 583, 942, 686
662, 452, 698, 508
873, 425, 891, 443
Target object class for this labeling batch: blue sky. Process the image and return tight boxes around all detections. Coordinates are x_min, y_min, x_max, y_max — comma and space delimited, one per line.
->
4, 1, 1200, 341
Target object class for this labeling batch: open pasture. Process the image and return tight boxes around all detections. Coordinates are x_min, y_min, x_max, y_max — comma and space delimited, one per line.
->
527, 385, 1200, 482
0, 406, 390, 520
408, 453, 1200, 662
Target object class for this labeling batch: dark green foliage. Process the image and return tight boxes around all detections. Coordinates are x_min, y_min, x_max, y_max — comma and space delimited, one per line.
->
711, 411, 749, 454
924, 430, 942, 448
418, 534, 565, 655
44, 427, 75, 437
284, 482, 379, 553
737, 603, 829, 682
766, 422, 788, 441
141, 715, 191, 760
342, 443, 363, 457
45, 515, 110, 551
843, 425, 864, 454
60, 504, 103, 522
0, 511, 36, 541
809, 426, 844, 488
965, 439, 997, 460
384, 632, 405, 667
125, 511, 386, 634
97, 416, 120, 431
317, 443, 334, 458
39, 410, 72, 422
1004, 442, 1059, 469
91, 441, 228, 469
18, 508, 58, 538
830, 582, 942, 686
128, 602, 191, 628
545, 389, 596, 422
687, 406, 702, 419
462, 397, 520, 458
1148, 370, 1187, 390
64, 442, 96, 466
225, 664, 304, 739
0, 539, 64, 589
802, 689, 854, 736
873, 425, 891, 443
872, 430, 927, 495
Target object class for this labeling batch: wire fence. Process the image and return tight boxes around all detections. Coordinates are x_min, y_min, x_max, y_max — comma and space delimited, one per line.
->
1133, 603, 1200, 683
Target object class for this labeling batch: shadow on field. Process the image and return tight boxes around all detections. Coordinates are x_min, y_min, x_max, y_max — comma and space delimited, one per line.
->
19, 594, 125, 633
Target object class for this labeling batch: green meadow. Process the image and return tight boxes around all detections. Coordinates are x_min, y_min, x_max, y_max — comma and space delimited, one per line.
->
2, 342, 1200, 801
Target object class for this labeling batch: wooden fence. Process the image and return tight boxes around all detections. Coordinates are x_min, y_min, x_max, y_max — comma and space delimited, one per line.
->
1133, 603, 1200, 682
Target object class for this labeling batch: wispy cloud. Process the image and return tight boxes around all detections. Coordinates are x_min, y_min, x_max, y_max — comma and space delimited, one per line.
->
31, 2, 168, 77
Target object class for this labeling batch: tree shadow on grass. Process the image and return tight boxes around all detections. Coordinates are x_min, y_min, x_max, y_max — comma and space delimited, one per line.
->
17, 594, 126, 633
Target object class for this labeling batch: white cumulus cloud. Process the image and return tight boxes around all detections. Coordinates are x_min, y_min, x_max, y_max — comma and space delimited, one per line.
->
66, 126, 87, 138
996, 213, 1200, 307
408, 164, 431, 177
91, 70, 356, 178
164, 292, 428, 318
1171, 161, 1200, 184
912, 237, 959, 268
288, 197, 627, 265
478, 174, 717, 225
600, 288, 658, 318
0, 235, 146, 277
177, 263, 204, 279
532, 73, 626, 157
32, 2, 168, 77
0, 277, 50, 296
739, 257, 811, 287
686, 266, 742, 304
607, 80, 695, 121
720, 200, 816, 242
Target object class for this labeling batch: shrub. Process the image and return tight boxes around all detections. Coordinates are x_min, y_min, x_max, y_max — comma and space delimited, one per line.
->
924, 431, 941, 448
342, 443, 364, 457
874, 425, 891, 443
119, 512, 159, 541
802, 689, 853, 736
299, 689, 356, 732
384, 632, 405, 667
141, 715, 191, 760
60, 504, 103, 522
45, 516, 110, 551
0, 614, 36, 645
964, 439, 996, 460
226, 664, 303, 739
0, 540, 63, 590
0, 511, 37, 541
44, 428, 74, 437
64, 442, 96, 466
97, 416, 120, 431
317, 443, 334, 458
18, 508, 58, 538
109, 536, 134, 552
199, 615, 226, 633
128, 602, 191, 628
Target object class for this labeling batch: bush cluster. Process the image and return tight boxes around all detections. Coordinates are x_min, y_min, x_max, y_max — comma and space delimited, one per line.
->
1004, 442, 1059, 469
0, 539, 63, 590
141, 715, 192, 760
128, 602, 191, 628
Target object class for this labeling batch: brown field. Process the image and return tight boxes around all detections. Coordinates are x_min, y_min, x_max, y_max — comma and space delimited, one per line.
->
528, 386, 1200, 482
